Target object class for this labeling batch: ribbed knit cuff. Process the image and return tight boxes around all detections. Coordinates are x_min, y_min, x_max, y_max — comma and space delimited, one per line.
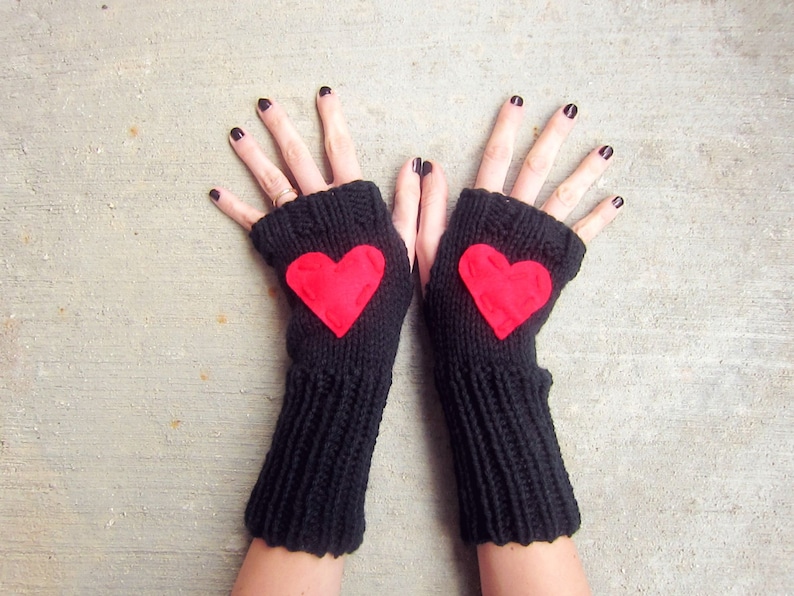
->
425, 188, 585, 546
245, 181, 413, 557
244, 365, 393, 557
434, 361, 581, 545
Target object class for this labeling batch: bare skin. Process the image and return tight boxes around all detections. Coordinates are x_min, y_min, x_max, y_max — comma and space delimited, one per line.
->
231, 539, 344, 596
212, 92, 622, 595
407, 97, 623, 596
211, 88, 418, 596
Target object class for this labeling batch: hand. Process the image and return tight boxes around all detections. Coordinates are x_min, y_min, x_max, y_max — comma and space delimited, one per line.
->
209, 87, 418, 268
408, 97, 621, 596
214, 87, 422, 594
404, 96, 624, 292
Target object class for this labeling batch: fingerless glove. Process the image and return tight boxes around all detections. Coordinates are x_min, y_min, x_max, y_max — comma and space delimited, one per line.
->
245, 180, 413, 557
424, 188, 586, 546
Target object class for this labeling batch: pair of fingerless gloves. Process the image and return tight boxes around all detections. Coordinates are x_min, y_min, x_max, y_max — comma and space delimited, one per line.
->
244, 180, 585, 557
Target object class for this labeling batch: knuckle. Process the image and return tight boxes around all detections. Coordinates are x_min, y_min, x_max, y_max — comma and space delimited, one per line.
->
553, 183, 579, 207
259, 170, 284, 193
282, 142, 308, 166
324, 133, 355, 158
524, 153, 549, 176
482, 142, 513, 164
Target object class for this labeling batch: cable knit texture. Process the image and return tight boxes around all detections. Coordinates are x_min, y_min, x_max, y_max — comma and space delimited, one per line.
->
245, 180, 413, 557
424, 188, 586, 545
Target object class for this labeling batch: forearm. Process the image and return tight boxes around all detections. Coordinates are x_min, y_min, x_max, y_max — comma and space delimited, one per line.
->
231, 539, 344, 596
416, 97, 624, 596
477, 537, 590, 596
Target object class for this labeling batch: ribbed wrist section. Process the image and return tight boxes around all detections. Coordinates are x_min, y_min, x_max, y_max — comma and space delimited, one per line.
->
435, 360, 580, 545
245, 364, 392, 557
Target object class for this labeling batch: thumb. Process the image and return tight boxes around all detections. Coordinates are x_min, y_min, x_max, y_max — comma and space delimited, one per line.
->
416, 160, 448, 296
391, 157, 422, 268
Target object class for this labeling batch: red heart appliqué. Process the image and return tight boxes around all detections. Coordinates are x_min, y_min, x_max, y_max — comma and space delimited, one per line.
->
458, 244, 553, 340
286, 245, 385, 338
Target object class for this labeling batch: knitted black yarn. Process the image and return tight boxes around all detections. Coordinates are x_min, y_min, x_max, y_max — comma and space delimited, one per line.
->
424, 188, 586, 546
245, 181, 413, 557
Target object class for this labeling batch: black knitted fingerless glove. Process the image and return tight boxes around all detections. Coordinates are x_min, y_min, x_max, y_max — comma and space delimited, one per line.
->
245, 180, 413, 557
424, 188, 586, 546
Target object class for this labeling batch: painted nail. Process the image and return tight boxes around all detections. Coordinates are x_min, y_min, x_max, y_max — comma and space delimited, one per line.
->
563, 103, 578, 119
612, 196, 624, 209
230, 127, 245, 141
421, 161, 432, 176
319, 86, 332, 97
510, 95, 524, 107
412, 157, 422, 175
258, 98, 272, 112
599, 145, 614, 160
209, 189, 220, 201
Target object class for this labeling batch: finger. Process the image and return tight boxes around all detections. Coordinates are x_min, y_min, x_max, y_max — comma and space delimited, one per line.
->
227, 126, 299, 209
571, 195, 624, 243
316, 86, 362, 185
540, 144, 615, 222
392, 157, 422, 268
257, 97, 328, 194
474, 95, 525, 193
509, 103, 579, 205
209, 187, 266, 232
416, 160, 449, 295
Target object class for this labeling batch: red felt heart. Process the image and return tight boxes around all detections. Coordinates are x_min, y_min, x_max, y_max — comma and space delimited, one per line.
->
458, 244, 553, 340
286, 245, 385, 338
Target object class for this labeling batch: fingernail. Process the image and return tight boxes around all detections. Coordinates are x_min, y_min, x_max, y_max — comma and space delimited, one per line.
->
612, 196, 624, 209
258, 98, 272, 112
563, 103, 578, 119
209, 189, 220, 201
319, 86, 332, 97
510, 95, 524, 107
421, 161, 432, 176
412, 157, 422, 175
230, 127, 245, 141
599, 145, 614, 160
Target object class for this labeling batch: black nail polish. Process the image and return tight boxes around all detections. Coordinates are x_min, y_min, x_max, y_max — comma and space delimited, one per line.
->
258, 98, 272, 112
319, 86, 332, 97
563, 103, 578, 119
510, 95, 524, 107
612, 196, 624, 209
599, 145, 614, 160
412, 157, 422, 175
421, 161, 432, 176
209, 189, 220, 201
230, 127, 245, 141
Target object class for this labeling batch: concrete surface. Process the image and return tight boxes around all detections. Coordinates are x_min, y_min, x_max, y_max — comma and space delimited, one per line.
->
1, 0, 791, 594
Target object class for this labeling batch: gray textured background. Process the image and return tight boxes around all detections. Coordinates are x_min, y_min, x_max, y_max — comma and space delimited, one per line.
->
1, 0, 791, 594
